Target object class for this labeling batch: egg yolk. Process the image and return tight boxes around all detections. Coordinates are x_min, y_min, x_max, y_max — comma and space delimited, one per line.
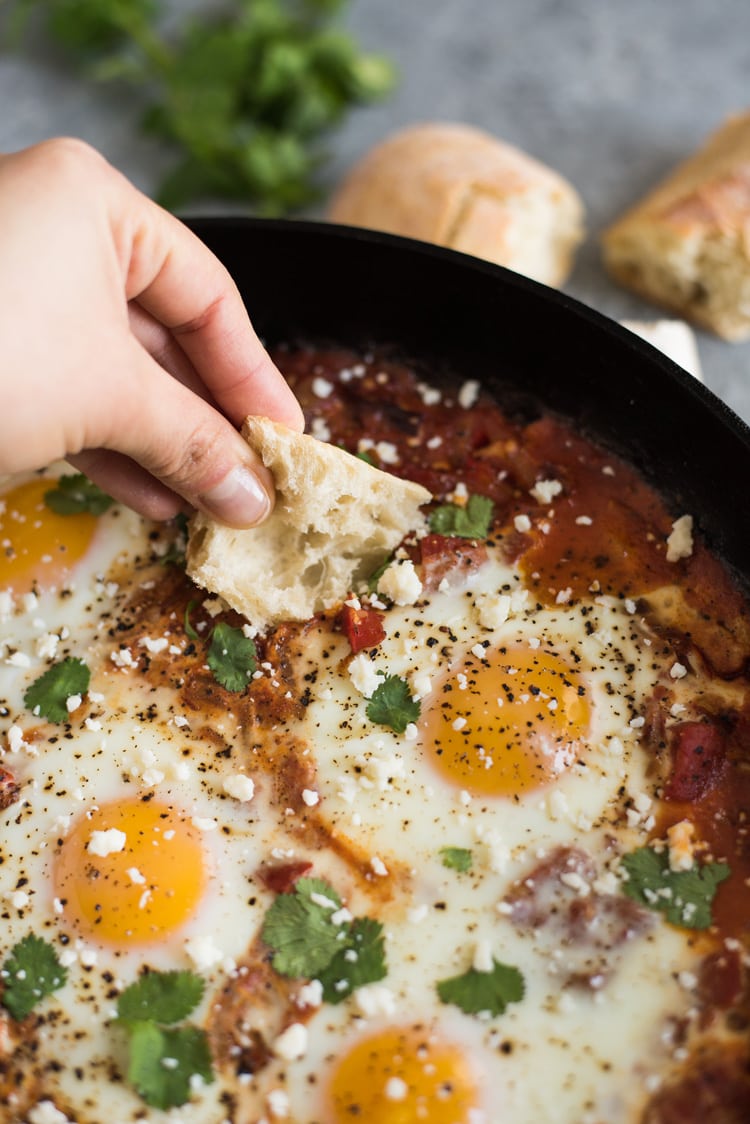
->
55, 797, 207, 946
422, 644, 590, 797
325, 1026, 481, 1124
0, 478, 98, 593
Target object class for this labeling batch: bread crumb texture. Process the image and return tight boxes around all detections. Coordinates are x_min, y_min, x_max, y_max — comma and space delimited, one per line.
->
187, 418, 431, 632
327, 122, 585, 287
603, 112, 750, 340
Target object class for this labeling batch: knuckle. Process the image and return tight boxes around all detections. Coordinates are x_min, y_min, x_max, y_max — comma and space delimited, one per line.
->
148, 426, 222, 494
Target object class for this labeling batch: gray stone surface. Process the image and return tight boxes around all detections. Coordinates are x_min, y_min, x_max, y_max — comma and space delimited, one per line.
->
2, 0, 750, 422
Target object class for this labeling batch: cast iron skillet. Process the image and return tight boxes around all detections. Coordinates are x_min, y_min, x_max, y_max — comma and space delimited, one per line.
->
188, 217, 750, 589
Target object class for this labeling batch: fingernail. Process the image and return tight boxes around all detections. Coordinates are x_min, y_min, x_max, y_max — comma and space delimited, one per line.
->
200, 464, 271, 527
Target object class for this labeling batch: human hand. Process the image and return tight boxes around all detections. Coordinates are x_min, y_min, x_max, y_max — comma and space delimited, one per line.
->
0, 138, 304, 526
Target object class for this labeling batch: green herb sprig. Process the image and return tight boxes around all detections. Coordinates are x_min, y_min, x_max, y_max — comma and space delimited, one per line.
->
9, 0, 396, 213
116, 970, 214, 1110
620, 846, 730, 930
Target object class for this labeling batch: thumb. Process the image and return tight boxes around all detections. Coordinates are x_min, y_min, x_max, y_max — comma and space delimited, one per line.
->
90, 338, 276, 527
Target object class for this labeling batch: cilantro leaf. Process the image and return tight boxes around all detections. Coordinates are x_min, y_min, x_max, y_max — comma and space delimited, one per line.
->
206, 622, 257, 692
261, 877, 344, 978
23, 657, 90, 723
13, 1, 396, 214
1, 933, 68, 1021
126, 1021, 214, 1111
44, 473, 113, 516
117, 970, 204, 1026
437, 958, 525, 1018
620, 846, 730, 930
184, 600, 200, 643
366, 674, 420, 734
440, 847, 473, 873
428, 494, 494, 538
318, 917, 387, 1004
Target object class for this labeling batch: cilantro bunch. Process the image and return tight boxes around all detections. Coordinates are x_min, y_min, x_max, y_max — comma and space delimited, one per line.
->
8, 0, 396, 212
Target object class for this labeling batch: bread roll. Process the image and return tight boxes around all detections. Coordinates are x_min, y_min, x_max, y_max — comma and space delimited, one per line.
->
187, 418, 431, 632
602, 112, 750, 341
619, 319, 703, 380
327, 122, 585, 287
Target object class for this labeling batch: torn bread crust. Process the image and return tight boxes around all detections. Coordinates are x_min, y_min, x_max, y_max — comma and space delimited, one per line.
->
187, 417, 432, 633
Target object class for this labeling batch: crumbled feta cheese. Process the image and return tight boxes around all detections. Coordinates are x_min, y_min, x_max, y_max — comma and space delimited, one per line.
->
530, 478, 563, 505
575, 515, 593, 526
670, 662, 688, 680
273, 1022, 308, 1061
266, 1089, 290, 1119
301, 788, 319, 807
127, 867, 146, 885
666, 515, 694, 563
139, 636, 169, 654
355, 983, 397, 1017
87, 828, 126, 857
312, 376, 333, 398
7, 724, 29, 754
192, 816, 218, 831
667, 820, 696, 872
377, 559, 423, 606
370, 856, 388, 877
472, 939, 494, 973
310, 416, 331, 442
385, 1077, 409, 1102
184, 934, 224, 971
36, 632, 60, 659
458, 379, 480, 408
110, 646, 137, 669
6, 889, 29, 909
475, 591, 511, 631
295, 979, 323, 1008
349, 652, 382, 699
223, 774, 256, 802
514, 514, 532, 533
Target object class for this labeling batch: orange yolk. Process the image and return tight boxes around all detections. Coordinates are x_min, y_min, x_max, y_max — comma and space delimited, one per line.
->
0, 478, 97, 593
422, 644, 590, 797
326, 1026, 481, 1124
55, 797, 207, 946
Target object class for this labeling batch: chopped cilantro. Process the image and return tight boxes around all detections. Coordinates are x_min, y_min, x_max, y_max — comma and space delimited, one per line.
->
115, 969, 213, 1110
23, 657, 90, 723
366, 674, 420, 734
318, 917, 387, 1004
620, 846, 730, 930
437, 958, 525, 1018
356, 450, 376, 466
126, 1021, 214, 1111
1, 933, 67, 1021
440, 847, 473, 873
116, 970, 205, 1026
206, 621, 257, 692
160, 513, 189, 568
44, 473, 113, 516
428, 493, 494, 538
261, 877, 344, 978
261, 877, 388, 1002
183, 600, 200, 643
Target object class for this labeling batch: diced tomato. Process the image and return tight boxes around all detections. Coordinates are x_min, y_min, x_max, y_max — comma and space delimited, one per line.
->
340, 603, 386, 653
256, 860, 313, 895
663, 720, 726, 802
419, 534, 488, 592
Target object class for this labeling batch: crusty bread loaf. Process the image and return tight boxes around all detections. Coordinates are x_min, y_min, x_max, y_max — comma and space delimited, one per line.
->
602, 112, 750, 341
619, 319, 703, 380
327, 122, 585, 287
187, 418, 431, 632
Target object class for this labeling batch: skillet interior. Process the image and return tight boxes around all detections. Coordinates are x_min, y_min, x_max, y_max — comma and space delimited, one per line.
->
187, 217, 750, 588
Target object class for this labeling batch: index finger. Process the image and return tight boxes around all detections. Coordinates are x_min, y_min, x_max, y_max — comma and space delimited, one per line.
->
110, 173, 304, 431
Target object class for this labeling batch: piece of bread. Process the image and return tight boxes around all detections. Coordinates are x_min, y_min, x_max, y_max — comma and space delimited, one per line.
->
327, 122, 585, 287
619, 319, 703, 380
602, 112, 750, 341
187, 418, 431, 632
